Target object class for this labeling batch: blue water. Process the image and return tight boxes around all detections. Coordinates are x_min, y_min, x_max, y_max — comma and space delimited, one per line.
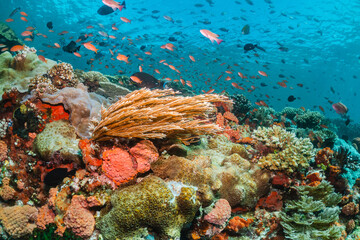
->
1, 0, 360, 122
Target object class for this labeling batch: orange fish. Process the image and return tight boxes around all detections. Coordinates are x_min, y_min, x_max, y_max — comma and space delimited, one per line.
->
20, 17, 28, 22
26, 26, 35, 30
130, 76, 142, 84
169, 65, 176, 70
112, 26, 119, 31
155, 69, 160, 74
21, 30, 33, 36
10, 45, 24, 51
20, 11, 28, 16
58, 31, 69, 35
225, 71, 232, 74
225, 76, 231, 81
186, 81, 193, 88
83, 42, 98, 53
319, 106, 325, 112
38, 55, 47, 63
109, 35, 116, 39
204, 89, 215, 94
109, 49, 114, 55
189, 55, 195, 62
24, 38, 32, 41
139, 66, 143, 72
300, 107, 306, 111
5, 18, 14, 22
120, 17, 131, 23
258, 70, 268, 77
231, 82, 244, 90
238, 72, 245, 79
86, 25, 94, 29
54, 43, 61, 48
116, 53, 129, 63
1, 48, 8, 52
277, 81, 287, 88
73, 52, 82, 57
144, 51, 152, 55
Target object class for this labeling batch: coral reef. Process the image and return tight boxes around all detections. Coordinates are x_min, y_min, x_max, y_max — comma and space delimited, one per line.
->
252, 125, 315, 173
280, 181, 344, 239
0, 205, 38, 239
294, 110, 325, 129
0, 51, 56, 99
34, 120, 81, 165
231, 94, 252, 118
92, 88, 231, 141
97, 175, 200, 240
40, 83, 103, 139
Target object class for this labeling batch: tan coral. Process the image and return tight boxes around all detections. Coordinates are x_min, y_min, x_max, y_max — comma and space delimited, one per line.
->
36, 204, 55, 230
0, 140, 8, 161
64, 195, 95, 238
0, 205, 38, 239
0, 177, 16, 201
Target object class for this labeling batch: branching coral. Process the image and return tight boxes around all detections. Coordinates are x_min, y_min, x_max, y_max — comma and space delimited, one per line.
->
92, 88, 231, 141
252, 125, 315, 173
280, 181, 344, 240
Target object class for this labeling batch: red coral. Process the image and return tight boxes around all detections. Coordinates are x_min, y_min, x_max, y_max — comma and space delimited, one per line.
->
225, 216, 253, 233
306, 172, 322, 183
36, 204, 55, 230
64, 195, 95, 238
315, 147, 333, 166
216, 113, 225, 128
102, 148, 138, 185
129, 140, 159, 173
35, 100, 69, 123
79, 139, 102, 167
272, 173, 291, 188
204, 199, 231, 226
256, 191, 283, 211
223, 111, 239, 124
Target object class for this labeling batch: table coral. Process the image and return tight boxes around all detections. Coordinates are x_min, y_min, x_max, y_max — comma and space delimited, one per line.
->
101, 147, 138, 185
252, 125, 315, 173
0, 205, 38, 239
97, 175, 200, 240
64, 195, 95, 238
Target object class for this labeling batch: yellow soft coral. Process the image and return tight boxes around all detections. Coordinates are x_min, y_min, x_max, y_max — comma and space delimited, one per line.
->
252, 125, 314, 173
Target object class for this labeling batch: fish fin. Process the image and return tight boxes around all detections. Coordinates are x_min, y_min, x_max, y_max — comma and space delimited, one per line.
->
121, 1, 126, 9
216, 38, 223, 45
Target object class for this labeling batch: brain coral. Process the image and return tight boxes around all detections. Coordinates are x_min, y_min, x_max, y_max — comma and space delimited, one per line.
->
152, 135, 270, 207
34, 120, 81, 164
252, 125, 315, 173
97, 175, 200, 240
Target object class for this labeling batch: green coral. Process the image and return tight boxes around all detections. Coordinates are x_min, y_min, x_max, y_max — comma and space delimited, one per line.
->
294, 110, 325, 129
279, 107, 304, 120
30, 224, 82, 240
97, 175, 200, 240
252, 125, 315, 173
34, 120, 81, 164
252, 106, 275, 127
280, 181, 344, 240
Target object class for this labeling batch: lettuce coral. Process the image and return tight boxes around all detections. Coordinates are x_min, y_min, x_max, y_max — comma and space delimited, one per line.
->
252, 125, 315, 173
280, 181, 344, 240
97, 175, 200, 239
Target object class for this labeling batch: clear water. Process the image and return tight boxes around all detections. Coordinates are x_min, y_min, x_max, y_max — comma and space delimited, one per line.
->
2, 0, 360, 122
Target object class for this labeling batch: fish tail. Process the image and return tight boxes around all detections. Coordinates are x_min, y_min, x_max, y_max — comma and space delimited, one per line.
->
216, 38, 223, 45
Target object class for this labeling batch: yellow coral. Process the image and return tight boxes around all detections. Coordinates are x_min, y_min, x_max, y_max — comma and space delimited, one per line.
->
252, 125, 315, 173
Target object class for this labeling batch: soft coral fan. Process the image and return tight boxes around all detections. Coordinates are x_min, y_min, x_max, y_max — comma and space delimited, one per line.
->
252, 125, 315, 173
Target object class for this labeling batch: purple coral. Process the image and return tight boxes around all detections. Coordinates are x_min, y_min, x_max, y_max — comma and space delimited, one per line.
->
40, 83, 103, 138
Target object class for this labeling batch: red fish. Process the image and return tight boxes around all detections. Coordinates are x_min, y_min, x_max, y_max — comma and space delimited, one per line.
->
120, 17, 131, 23
258, 70, 268, 77
102, 0, 125, 11
332, 102, 348, 115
